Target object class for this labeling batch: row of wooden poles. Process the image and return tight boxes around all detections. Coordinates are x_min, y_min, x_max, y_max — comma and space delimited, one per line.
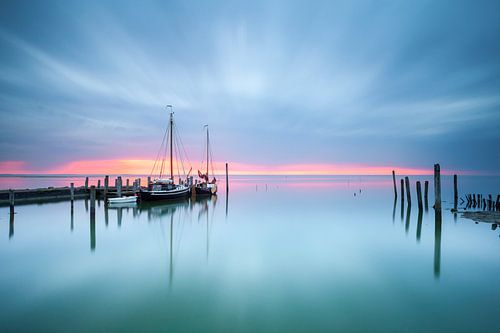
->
391, 164, 444, 212
392, 164, 500, 212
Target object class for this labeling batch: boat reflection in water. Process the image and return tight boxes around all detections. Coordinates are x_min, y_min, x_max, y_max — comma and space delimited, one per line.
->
138, 196, 218, 288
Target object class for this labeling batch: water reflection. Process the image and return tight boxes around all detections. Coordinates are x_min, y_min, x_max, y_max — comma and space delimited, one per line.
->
9, 213, 14, 239
405, 206, 411, 234
392, 197, 396, 223
71, 204, 74, 231
90, 216, 96, 251
400, 197, 404, 222
434, 209, 442, 279
416, 209, 423, 242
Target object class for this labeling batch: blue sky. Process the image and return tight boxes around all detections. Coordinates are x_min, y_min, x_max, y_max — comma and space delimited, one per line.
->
0, 0, 499, 173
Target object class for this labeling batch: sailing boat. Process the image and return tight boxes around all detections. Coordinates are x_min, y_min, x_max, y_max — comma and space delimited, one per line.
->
139, 106, 192, 201
195, 125, 217, 196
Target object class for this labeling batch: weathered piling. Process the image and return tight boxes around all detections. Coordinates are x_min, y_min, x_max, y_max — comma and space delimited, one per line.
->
104, 175, 109, 199
97, 179, 101, 189
434, 164, 441, 211
400, 179, 405, 206
453, 174, 458, 210
147, 176, 151, 189
9, 189, 15, 214
496, 195, 500, 211
416, 181, 423, 211
226, 163, 229, 193
404, 177, 411, 206
424, 180, 429, 202
126, 179, 130, 191
70, 183, 75, 202
90, 186, 96, 217
488, 194, 492, 210
392, 170, 397, 198
117, 176, 122, 197
85, 177, 89, 191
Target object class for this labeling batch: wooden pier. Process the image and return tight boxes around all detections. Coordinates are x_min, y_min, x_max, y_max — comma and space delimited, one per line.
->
0, 185, 137, 206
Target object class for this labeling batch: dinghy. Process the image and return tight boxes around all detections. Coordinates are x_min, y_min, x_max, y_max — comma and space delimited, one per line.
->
107, 196, 137, 204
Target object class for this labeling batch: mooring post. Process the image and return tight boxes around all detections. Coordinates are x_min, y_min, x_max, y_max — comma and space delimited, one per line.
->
400, 179, 405, 206
104, 175, 109, 199
496, 195, 500, 211
90, 186, 96, 218
97, 179, 101, 189
226, 163, 229, 193
147, 176, 151, 190
70, 182, 75, 202
117, 176, 122, 197
453, 174, 458, 210
404, 176, 411, 206
126, 179, 130, 191
488, 194, 492, 210
9, 189, 15, 215
416, 181, 423, 211
434, 164, 441, 211
392, 170, 397, 198
85, 177, 89, 191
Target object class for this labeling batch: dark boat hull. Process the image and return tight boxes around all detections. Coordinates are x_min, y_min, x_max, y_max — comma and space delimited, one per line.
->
139, 187, 190, 202
195, 186, 214, 196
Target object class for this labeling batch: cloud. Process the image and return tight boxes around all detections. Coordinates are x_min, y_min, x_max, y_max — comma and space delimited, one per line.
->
0, 0, 499, 173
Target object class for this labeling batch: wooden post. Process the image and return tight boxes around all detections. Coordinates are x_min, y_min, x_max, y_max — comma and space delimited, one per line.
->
104, 175, 109, 199
126, 179, 130, 191
226, 163, 229, 193
400, 179, 404, 206
90, 186, 96, 217
496, 195, 500, 211
392, 170, 397, 198
434, 164, 441, 211
416, 181, 423, 211
97, 179, 101, 189
404, 176, 411, 206
117, 176, 122, 197
488, 194, 492, 210
85, 177, 89, 191
70, 183, 75, 202
9, 189, 15, 215
453, 174, 458, 210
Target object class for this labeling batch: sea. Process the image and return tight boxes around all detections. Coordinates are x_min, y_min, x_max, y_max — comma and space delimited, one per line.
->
0, 175, 499, 332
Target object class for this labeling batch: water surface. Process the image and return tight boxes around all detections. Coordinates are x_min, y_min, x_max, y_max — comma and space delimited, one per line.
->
1, 176, 499, 332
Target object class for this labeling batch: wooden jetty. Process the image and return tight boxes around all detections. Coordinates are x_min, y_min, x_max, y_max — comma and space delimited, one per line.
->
0, 184, 137, 206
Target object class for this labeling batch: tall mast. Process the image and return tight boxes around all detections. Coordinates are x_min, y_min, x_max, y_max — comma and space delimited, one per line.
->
168, 105, 173, 181
206, 126, 209, 182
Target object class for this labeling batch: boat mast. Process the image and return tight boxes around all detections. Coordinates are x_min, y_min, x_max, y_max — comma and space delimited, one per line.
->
168, 105, 174, 181
206, 126, 209, 182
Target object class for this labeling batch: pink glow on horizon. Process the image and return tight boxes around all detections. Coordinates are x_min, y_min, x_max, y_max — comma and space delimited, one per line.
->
0, 161, 31, 174
0, 159, 477, 176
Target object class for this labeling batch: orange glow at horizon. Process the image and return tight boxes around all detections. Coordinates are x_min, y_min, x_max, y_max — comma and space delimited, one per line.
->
0, 159, 469, 176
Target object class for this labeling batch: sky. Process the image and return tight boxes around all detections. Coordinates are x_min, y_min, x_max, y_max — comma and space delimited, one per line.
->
0, 0, 499, 175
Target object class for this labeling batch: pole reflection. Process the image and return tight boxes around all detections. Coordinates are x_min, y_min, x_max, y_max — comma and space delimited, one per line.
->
434, 209, 442, 279
416, 209, 423, 242
9, 212, 14, 239
405, 205, 411, 234
392, 197, 396, 223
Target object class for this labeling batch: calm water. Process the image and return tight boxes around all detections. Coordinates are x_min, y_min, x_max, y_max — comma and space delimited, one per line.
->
1, 175, 499, 332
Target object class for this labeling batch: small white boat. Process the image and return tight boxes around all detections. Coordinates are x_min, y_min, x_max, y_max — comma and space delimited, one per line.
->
107, 196, 137, 205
